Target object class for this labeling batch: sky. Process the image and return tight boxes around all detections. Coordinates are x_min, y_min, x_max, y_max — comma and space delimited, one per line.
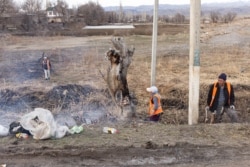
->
15, 0, 249, 8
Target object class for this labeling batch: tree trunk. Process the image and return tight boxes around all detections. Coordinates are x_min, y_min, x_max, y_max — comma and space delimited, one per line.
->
105, 37, 136, 116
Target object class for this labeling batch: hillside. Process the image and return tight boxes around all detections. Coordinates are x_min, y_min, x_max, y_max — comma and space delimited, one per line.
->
105, 1, 250, 16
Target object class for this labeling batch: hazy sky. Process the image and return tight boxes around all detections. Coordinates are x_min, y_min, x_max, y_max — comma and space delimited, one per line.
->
15, 0, 249, 8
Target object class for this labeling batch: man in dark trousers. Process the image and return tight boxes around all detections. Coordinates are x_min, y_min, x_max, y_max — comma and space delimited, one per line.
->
42, 56, 51, 80
206, 73, 238, 123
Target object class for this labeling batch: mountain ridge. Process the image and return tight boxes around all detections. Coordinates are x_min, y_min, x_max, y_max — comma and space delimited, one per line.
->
104, 1, 250, 16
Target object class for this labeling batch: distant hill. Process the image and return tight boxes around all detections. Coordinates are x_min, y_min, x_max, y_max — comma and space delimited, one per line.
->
104, 1, 250, 17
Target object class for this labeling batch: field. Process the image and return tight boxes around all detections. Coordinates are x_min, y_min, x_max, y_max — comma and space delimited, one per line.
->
0, 19, 250, 166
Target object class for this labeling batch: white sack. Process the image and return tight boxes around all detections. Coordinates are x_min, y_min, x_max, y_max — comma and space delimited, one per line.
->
20, 108, 69, 140
0, 125, 9, 137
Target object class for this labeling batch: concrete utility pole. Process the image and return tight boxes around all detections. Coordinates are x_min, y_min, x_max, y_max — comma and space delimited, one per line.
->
188, 0, 201, 125
119, 1, 124, 23
151, 0, 158, 86
46, 0, 49, 9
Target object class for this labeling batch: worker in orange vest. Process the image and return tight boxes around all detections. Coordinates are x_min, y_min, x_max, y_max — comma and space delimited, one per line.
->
206, 73, 238, 123
146, 86, 163, 122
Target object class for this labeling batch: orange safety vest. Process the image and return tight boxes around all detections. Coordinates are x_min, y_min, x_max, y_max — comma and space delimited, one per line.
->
209, 81, 231, 107
149, 94, 163, 116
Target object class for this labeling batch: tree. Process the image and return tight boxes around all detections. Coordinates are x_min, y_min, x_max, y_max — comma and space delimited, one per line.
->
77, 1, 105, 26
21, 0, 42, 14
172, 13, 185, 23
210, 11, 220, 23
0, 0, 16, 16
162, 15, 170, 23
0, 0, 17, 30
105, 11, 119, 23
102, 37, 135, 116
222, 12, 237, 23
54, 0, 69, 22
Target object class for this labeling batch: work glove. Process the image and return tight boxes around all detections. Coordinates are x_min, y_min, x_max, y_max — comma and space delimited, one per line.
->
230, 105, 235, 110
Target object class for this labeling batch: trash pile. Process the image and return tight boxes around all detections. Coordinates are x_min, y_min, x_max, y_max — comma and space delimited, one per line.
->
0, 108, 84, 139
0, 125, 8, 137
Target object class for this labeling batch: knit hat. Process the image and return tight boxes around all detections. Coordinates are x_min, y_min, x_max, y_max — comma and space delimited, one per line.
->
218, 73, 227, 81
146, 86, 158, 93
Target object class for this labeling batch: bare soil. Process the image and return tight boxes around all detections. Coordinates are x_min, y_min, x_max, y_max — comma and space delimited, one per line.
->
0, 19, 250, 166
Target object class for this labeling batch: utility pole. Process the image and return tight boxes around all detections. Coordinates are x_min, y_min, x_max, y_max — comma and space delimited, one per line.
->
46, 0, 50, 9
119, 1, 123, 23
189, 0, 201, 125
151, 0, 158, 86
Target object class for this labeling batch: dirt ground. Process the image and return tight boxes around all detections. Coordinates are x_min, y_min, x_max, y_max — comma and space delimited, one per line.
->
0, 18, 250, 166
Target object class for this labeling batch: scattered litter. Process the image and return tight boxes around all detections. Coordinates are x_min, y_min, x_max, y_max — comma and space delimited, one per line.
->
0, 125, 9, 137
69, 125, 84, 134
15, 133, 29, 139
84, 118, 92, 125
103, 127, 118, 134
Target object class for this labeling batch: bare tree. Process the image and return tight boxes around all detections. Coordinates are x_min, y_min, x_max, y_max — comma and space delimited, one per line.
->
162, 15, 170, 23
105, 11, 119, 23
21, 0, 42, 14
0, 0, 16, 16
0, 0, 17, 30
102, 37, 135, 116
210, 11, 220, 23
172, 13, 185, 24
77, 1, 105, 26
222, 12, 237, 23
54, 0, 69, 23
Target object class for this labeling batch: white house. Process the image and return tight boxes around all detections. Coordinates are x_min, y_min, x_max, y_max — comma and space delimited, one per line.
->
46, 7, 62, 23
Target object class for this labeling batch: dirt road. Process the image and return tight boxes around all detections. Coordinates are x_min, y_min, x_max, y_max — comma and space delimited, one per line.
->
1, 123, 250, 167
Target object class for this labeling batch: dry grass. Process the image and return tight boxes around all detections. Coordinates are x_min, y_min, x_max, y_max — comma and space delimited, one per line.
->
1, 20, 250, 167
1, 18, 250, 123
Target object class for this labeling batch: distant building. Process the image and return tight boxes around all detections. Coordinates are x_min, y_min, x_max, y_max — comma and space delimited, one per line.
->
46, 7, 62, 23
83, 25, 135, 30
0, 13, 17, 30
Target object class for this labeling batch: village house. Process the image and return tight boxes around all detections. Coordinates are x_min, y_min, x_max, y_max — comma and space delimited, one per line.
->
46, 7, 62, 23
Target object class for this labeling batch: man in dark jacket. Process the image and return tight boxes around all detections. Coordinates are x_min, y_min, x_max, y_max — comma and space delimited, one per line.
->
42, 56, 51, 80
206, 73, 238, 123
